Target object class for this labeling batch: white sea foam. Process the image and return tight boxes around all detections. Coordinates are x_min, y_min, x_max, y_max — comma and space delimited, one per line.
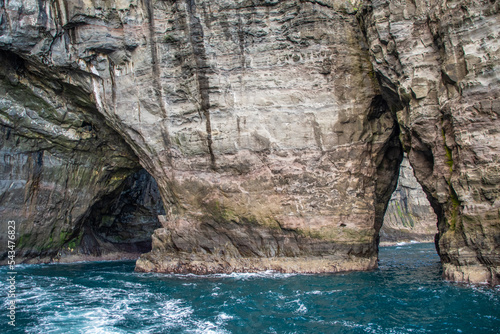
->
216, 312, 234, 322
10, 244, 498, 333
296, 302, 308, 314
27, 306, 128, 334
330, 320, 365, 329
122, 281, 144, 288
161, 298, 194, 325
267, 290, 286, 300
286, 298, 308, 314
330, 320, 428, 334
133, 270, 297, 281
189, 320, 230, 334
212, 271, 295, 280
395, 240, 421, 246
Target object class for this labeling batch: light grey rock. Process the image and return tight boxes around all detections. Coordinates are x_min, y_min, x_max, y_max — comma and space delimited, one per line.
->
0, 0, 400, 273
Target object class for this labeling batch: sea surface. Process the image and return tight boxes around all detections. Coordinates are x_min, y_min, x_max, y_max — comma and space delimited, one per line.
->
1, 243, 500, 333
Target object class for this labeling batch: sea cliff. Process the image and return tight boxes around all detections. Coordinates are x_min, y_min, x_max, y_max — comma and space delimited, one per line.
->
0, 0, 498, 285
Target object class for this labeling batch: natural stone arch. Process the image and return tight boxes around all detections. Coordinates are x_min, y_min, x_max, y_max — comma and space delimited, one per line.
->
361, 0, 500, 285
0, 0, 498, 286
0, 50, 165, 263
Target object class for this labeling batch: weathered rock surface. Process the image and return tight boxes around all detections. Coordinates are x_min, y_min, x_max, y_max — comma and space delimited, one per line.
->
0, 0, 401, 273
362, 0, 500, 284
0, 0, 498, 284
381, 155, 437, 245
127, 0, 402, 274
0, 51, 162, 263
74, 168, 164, 259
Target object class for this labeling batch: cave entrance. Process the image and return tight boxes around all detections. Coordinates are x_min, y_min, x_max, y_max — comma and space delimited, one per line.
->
380, 154, 438, 246
77, 169, 165, 258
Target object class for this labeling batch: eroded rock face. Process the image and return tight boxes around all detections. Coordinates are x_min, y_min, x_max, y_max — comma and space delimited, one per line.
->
0, 0, 402, 273
362, 0, 500, 284
381, 155, 437, 245
132, 0, 403, 274
0, 0, 498, 284
83, 169, 164, 257
0, 50, 143, 262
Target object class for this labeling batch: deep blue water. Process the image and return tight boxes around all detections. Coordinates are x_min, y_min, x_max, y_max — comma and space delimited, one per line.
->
1, 243, 500, 333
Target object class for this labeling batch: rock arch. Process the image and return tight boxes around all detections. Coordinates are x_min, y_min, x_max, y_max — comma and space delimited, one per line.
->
0, 0, 498, 285
0, 51, 163, 262
361, 0, 500, 285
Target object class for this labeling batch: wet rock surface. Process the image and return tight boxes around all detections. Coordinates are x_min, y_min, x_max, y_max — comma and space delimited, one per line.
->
0, 51, 161, 263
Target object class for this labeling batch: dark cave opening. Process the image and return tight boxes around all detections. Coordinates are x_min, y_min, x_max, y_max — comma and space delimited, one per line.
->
75, 169, 165, 257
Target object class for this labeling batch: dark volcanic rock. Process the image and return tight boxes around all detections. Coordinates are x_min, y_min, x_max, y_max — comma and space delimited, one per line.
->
0, 51, 161, 263
81, 169, 164, 257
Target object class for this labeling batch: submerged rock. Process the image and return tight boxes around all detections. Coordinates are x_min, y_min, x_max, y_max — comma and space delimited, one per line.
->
0, 0, 498, 284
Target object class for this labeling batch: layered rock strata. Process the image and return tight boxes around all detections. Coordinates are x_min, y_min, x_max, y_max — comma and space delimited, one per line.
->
129, 0, 403, 274
0, 0, 401, 273
381, 155, 437, 245
0, 50, 162, 262
0, 0, 498, 284
362, 0, 500, 284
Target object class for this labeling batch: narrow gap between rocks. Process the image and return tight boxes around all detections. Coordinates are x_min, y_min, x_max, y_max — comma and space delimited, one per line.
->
380, 154, 438, 247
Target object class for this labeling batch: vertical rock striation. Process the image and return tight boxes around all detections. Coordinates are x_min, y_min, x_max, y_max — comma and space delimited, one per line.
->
0, 0, 498, 284
132, 0, 403, 273
362, 0, 500, 284
0, 0, 402, 273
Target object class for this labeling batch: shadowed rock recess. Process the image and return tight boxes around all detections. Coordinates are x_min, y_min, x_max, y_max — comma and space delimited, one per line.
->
0, 0, 498, 284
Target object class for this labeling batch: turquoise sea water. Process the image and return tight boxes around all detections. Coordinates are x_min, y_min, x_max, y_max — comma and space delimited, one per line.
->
2, 243, 500, 333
